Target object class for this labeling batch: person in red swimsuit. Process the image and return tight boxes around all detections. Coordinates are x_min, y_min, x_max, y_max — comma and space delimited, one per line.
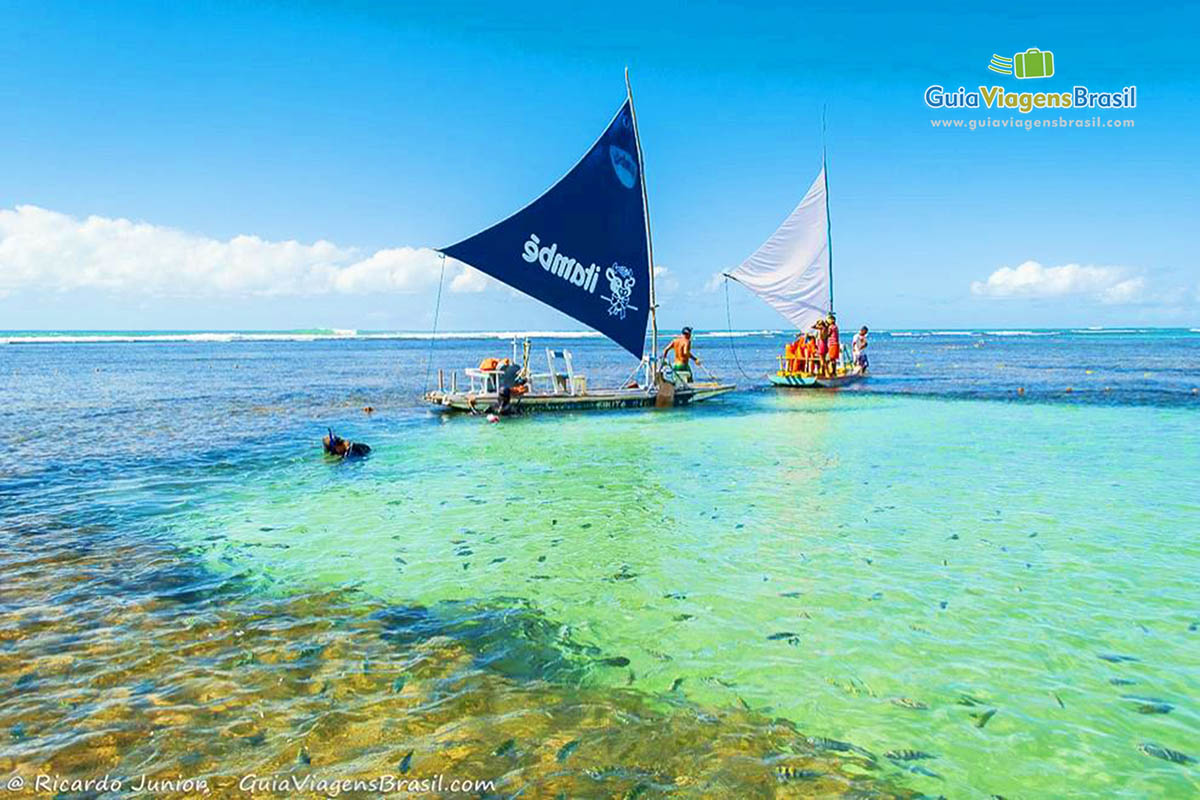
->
826, 314, 840, 375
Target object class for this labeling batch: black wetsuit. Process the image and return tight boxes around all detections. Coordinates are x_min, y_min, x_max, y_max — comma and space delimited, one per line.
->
495, 363, 526, 414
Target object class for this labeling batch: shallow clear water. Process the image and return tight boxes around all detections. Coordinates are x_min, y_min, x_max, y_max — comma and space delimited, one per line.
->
2, 330, 1198, 798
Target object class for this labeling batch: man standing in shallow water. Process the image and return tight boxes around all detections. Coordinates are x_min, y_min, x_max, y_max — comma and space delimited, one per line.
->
662, 326, 702, 384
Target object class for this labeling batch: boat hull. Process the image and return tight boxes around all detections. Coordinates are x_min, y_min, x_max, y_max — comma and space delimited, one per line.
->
425, 381, 736, 414
769, 372, 866, 389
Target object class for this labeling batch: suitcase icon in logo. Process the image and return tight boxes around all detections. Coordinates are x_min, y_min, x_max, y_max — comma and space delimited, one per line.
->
1014, 48, 1054, 79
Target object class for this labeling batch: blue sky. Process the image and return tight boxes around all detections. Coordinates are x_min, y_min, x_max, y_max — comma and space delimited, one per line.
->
1, 0, 1196, 332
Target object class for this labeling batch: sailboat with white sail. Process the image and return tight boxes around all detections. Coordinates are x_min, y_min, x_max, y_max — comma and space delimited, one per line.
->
424, 73, 735, 413
724, 150, 865, 389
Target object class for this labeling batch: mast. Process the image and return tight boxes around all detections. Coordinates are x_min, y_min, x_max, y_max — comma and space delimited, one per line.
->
822, 105, 834, 315
626, 67, 659, 374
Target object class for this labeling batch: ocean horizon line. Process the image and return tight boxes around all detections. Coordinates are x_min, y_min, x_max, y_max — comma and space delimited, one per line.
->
2, 326, 1198, 346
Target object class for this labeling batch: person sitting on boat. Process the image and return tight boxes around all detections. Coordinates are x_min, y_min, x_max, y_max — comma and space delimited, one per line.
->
852, 326, 869, 373
797, 334, 813, 374
826, 314, 840, 376
786, 333, 804, 373
662, 326, 702, 384
492, 359, 527, 415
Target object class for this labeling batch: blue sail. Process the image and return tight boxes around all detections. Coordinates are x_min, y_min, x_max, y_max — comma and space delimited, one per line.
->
440, 99, 651, 359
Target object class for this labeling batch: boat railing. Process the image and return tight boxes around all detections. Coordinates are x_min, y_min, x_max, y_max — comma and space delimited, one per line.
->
776, 351, 856, 377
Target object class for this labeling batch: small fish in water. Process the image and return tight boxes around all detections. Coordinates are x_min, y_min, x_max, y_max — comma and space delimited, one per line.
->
891, 697, 929, 710
885, 749, 936, 761
609, 565, 638, 581
399, 750, 413, 773
490, 557, 506, 564
970, 708, 997, 728
776, 766, 823, 781
1098, 653, 1139, 663
556, 739, 581, 763
672, 613, 694, 622
537, 555, 546, 562
494, 738, 516, 757
1138, 742, 1195, 764
767, 632, 800, 645
596, 656, 630, 667
939, 600, 948, 609
1121, 696, 1174, 714
1109, 678, 1136, 686
908, 765, 943, 779
669, 677, 685, 692
664, 591, 687, 600
806, 736, 853, 752
779, 591, 803, 598
1052, 692, 1065, 709
957, 693, 985, 707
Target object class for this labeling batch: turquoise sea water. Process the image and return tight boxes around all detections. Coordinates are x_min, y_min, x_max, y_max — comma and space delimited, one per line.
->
2, 330, 1198, 798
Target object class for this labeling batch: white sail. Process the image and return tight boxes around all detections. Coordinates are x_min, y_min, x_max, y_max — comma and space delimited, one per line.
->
725, 168, 831, 331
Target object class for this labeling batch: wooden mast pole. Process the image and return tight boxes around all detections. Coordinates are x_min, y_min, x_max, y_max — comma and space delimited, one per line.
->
822, 104, 834, 315
626, 67, 658, 384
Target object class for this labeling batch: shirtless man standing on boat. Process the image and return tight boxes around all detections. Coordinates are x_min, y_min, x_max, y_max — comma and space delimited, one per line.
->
663, 326, 702, 384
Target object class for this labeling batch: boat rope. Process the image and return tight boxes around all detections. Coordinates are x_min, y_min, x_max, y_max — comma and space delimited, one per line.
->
723, 277, 761, 382
423, 253, 448, 392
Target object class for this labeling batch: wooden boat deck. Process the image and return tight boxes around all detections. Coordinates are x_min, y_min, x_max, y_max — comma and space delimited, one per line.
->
425, 380, 735, 414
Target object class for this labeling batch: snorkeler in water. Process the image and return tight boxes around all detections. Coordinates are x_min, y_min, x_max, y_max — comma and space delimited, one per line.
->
323, 428, 371, 459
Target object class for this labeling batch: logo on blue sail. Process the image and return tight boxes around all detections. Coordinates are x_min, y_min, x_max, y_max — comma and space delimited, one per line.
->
609, 145, 637, 189
601, 263, 638, 319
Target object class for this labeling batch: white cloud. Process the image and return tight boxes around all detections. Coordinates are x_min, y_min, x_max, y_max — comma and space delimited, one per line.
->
970, 260, 1147, 304
653, 264, 679, 295
0, 205, 488, 298
703, 271, 727, 293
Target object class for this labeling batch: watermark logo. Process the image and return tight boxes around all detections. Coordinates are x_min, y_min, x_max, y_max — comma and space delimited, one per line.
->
989, 48, 1055, 79
924, 48, 1135, 118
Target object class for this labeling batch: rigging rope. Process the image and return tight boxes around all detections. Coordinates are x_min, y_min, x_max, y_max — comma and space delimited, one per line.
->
723, 277, 761, 382
423, 253, 448, 392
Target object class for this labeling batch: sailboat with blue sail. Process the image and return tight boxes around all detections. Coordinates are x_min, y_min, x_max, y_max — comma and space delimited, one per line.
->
425, 74, 735, 413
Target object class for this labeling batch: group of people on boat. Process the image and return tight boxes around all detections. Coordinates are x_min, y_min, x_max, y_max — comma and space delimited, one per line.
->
783, 314, 868, 377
